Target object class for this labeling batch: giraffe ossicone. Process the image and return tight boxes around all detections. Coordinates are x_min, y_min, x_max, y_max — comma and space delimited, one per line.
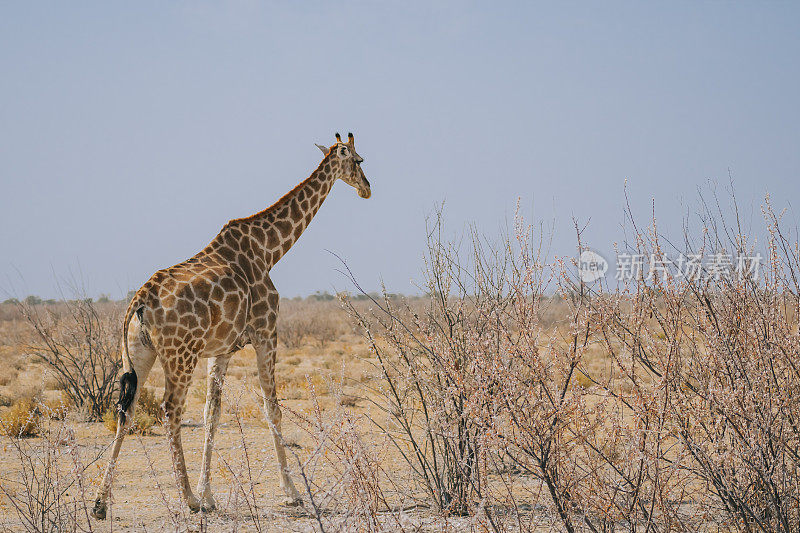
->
91, 133, 371, 519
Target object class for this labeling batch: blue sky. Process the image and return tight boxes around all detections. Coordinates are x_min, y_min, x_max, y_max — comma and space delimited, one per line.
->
1, 2, 798, 298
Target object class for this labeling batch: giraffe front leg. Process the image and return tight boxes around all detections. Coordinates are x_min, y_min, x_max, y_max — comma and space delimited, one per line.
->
163, 375, 201, 513
196, 355, 230, 512
255, 334, 302, 506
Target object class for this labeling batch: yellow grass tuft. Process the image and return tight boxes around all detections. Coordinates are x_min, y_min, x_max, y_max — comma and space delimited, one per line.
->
0, 397, 40, 438
102, 387, 162, 435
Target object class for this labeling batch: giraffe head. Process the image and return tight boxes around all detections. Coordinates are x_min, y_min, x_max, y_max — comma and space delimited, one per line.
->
316, 132, 371, 199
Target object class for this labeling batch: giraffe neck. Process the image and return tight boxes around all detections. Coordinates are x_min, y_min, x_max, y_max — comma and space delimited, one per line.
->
259, 164, 336, 267
207, 158, 337, 276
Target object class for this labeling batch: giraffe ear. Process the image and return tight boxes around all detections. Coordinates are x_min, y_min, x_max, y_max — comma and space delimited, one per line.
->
315, 143, 330, 156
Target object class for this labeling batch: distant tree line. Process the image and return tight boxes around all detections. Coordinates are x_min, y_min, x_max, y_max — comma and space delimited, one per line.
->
3, 289, 415, 307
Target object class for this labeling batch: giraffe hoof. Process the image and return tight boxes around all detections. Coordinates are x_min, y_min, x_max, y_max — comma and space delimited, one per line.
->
91, 500, 107, 520
200, 493, 217, 512
281, 495, 303, 507
187, 494, 202, 513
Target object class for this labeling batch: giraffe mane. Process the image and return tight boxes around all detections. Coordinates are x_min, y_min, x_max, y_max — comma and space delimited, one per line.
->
231, 156, 329, 225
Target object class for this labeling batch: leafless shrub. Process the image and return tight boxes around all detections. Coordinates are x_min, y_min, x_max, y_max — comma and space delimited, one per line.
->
277, 313, 308, 348
0, 409, 98, 532
15, 296, 122, 421
338, 193, 800, 532
278, 301, 348, 349
310, 315, 339, 348
280, 377, 411, 532
573, 191, 800, 532
342, 213, 504, 523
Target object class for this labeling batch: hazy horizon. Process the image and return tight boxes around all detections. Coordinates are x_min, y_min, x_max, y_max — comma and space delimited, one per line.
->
2, 2, 799, 300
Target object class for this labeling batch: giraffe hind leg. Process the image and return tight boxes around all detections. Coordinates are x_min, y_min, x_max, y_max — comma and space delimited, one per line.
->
92, 318, 157, 520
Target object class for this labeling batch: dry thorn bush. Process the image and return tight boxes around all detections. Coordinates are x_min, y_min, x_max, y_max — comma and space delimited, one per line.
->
278, 299, 349, 349
14, 294, 123, 421
337, 193, 800, 532
0, 401, 110, 532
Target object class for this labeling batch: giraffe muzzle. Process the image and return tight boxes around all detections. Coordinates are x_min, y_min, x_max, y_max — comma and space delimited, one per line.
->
358, 176, 371, 198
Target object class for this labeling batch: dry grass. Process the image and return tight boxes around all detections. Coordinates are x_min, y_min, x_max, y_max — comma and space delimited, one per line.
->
102, 386, 161, 435
0, 397, 40, 438
0, 393, 72, 438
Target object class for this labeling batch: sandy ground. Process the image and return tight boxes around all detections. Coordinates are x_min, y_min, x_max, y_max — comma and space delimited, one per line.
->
0, 339, 507, 532
2, 420, 332, 532
0, 396, 516, 532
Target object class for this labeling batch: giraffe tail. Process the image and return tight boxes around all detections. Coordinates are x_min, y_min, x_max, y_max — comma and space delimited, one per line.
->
117, 296, 142, 424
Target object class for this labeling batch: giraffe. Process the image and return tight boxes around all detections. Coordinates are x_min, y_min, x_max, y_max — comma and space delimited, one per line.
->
91, 133, 371, 520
